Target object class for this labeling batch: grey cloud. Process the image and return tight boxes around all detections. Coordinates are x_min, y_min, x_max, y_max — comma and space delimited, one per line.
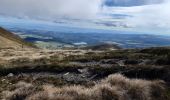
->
0, 0, 104, 20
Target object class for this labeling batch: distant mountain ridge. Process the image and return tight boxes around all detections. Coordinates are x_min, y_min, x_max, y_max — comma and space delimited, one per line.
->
0, 27, 36, 49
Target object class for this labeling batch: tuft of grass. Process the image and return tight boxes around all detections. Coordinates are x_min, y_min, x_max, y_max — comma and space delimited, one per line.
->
1, 74, 167, 100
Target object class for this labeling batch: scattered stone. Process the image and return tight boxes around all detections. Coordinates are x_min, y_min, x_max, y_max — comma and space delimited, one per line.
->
64, 72, 69, 76
139, 59, 152, 65
1, 79, 6, 82
9, 83, 12, 85
117, 60, 125, 66
7, 73, 14, 77
88, 74, 98, 80
78, 68, 88, 73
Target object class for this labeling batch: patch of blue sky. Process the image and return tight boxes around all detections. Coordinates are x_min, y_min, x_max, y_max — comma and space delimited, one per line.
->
104, 0, 163, 7
0, 16, 112, 33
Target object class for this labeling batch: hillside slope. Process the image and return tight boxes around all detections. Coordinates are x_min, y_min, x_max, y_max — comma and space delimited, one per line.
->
0, 47, 169, 99
0, 27, 35, 49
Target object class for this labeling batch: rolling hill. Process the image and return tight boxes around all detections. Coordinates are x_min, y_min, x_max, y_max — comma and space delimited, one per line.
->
0, 27, 35, 49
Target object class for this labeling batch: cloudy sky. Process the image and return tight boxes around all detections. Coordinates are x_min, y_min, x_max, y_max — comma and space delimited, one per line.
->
0, 0, 170, 34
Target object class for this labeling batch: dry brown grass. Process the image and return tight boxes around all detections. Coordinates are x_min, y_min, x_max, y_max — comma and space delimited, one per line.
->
0, 48, 91, 67
2, 82, 35, 100
2, 74, 166, 100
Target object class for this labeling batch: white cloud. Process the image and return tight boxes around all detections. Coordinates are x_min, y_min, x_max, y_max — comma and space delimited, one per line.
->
126, 0, 170, 29
0, 0, 103, 20
102, 0, 170, 30
0, 0, 170, 32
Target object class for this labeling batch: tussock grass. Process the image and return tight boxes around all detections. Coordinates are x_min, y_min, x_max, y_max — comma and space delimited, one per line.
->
2, 74, 167, 100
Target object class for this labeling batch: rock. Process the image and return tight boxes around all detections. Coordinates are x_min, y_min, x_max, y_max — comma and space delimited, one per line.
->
1, 79, 6, 82
139, 59, 152, 65
117, 60, 125, 66
64, 72, 69, 76
78, 68, 88, 73
7, 73, 14, 77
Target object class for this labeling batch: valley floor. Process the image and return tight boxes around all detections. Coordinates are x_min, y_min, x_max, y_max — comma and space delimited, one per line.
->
0, 47, 170, 100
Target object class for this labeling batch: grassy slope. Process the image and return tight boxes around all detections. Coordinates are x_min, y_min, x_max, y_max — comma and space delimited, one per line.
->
0, 27, 36, 48
0, 47, 170, 99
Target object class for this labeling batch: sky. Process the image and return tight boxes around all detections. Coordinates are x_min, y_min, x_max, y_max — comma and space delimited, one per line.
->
0, 0, 170, 34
